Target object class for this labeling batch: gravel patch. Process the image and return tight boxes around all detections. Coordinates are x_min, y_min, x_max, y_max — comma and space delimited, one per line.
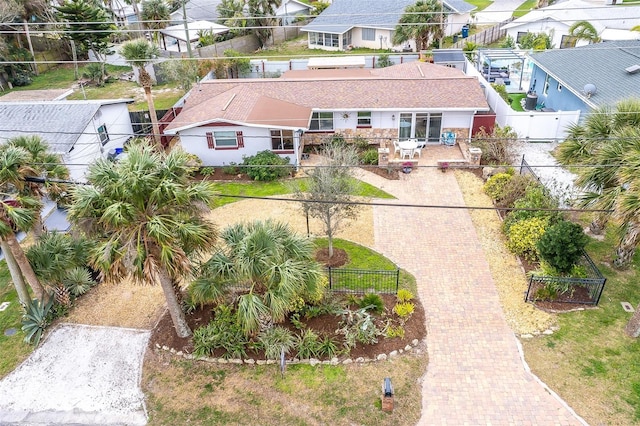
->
0, 324, 150, 425
455, 170, 555, 334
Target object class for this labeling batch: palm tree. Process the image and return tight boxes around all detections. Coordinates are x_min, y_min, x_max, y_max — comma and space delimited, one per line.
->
141, 0, 170, 44
68, 141, 218, 337
0, 145, 47, 304
121, 39, 162, 146
7, 135, 70, 237
568, 21, 601, 44
189, 220, 324, 336
557, 99, 640, 268
393, 0, 444, 52
247, 0, 281, 48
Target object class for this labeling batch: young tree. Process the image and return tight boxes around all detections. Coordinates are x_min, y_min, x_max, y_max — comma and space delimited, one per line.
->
189, 220, 324, 336
68, 141, 218, 337
121, 39, 162, 146
393, 0, 444, 51
157, 59, 199, 91
56, 0, 116, 82
299, 138, 360, 258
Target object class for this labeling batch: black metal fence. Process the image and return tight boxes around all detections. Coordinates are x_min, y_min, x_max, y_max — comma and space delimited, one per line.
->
325, 268, 399, 294
519, 155, 542, 183
129, 109, 169, 136
525, 250, 607, 305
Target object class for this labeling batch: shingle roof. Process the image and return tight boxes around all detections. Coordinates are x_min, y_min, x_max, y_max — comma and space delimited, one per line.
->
301, 0, 420, 34
165, 62, 488, 132
0, 100, 132, 154
529, 40, 640, 108
302, 0, 474, 34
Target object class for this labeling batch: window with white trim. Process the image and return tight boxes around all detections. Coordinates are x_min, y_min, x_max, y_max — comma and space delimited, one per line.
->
271, 130, 294, 151
97, 124, 109, 145
309, 112, 334, 131
543, 75, 550, 95
309, 31, 339, 47
357, 111, 371, 127
362, 28, 376, 41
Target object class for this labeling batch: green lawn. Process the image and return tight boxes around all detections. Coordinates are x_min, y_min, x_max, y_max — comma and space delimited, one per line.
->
0, 263, 33, 378
465, 0, 493, 12
513, 0, 538, 18
522, 226, 640, 424
211, 177, 394, 208
508, 93, 526, 111
255, 36, 395, 59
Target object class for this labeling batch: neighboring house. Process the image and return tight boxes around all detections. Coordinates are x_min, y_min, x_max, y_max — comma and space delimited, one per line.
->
111, 0, 138, 25
502, 0, 640, 49
300, 0, 474, 51
170, 0, 221, 24
163, 61, 489, 166
276, 0, 315, 25
527, 40, 640, 116
0, 100, 134, 182
159, 21, 229, 52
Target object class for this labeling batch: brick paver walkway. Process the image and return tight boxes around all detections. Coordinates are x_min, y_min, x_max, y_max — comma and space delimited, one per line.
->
356, 147, 584, 425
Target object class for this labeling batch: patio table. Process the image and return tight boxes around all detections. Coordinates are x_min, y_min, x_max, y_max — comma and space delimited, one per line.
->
398, 140, 419, 158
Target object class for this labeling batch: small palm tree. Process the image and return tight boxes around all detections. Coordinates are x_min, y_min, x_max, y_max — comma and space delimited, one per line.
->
68, 140, 218, 337
189, 220, 324, 336
393, 0, 445, 51
121, 39, 162, 146
141, 0, 170, 44
568, 21, 601, 44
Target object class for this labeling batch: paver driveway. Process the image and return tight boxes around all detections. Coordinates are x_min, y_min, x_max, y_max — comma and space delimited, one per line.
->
356, 148, 585, 425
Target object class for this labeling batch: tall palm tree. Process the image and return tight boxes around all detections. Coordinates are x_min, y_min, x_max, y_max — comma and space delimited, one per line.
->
140, 0, 170, 44
568, 21, 601, 44
393, 0, 444, 52
247, 0, 281, 48
557, 98, 640, 268
121, 39, 161, 146
189, 220, 324, 336
7, 135, 70, 237
0, 145, 47, 304
68, 141, 218, 337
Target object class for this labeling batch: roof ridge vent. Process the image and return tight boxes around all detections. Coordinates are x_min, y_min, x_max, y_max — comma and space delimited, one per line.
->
625, 64, 640, 74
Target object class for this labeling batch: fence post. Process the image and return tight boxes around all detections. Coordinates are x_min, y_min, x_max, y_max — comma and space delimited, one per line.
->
524, 276, 533, 302
328, 267, 332, 291
395, 269, 400, 293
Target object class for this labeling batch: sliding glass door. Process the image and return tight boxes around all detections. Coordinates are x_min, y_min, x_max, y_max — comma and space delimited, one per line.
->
398, 112, 442, 143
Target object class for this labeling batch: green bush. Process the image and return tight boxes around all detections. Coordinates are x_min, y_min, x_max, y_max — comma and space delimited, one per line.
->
360, 148, 379, 165
502, 183, 559, 232
496, 174, 538, 209
200, 166, 215, 176
492, 82, 509, 103
534, 284, 558, 301
317, 336, 339, 359
484, 173, 512, 201
393, 302, 415, 319
22, 298, 54, 345
358, 293, 384, 314
537, 220, 588, 274
396, 289, 414, 303
192, 305, 248, 359
505, 216, 548, 261
295, 329, 321, 359
222, 162, 240, 175
384, 325, 405, 339
242, 150, 292, 181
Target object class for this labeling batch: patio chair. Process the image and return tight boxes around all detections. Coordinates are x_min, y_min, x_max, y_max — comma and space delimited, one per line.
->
441, 132, 456, 147
413, 145, 423, 158
400, 148, 413, 159
393, 140, 401, 156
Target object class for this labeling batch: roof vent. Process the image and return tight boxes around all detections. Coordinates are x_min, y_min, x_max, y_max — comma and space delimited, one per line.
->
625, 64, 640, 74
583, 83, 597, 98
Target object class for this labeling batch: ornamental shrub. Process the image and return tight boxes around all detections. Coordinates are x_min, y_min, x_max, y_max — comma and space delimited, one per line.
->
484, 173, 512, 201
536, 220, 588, 274
360, 148, 379, 165
242, 150, 292, 181
505, 216, 548, 261
396, 289, 414, 303
358, 293, 384, 314
503, 183, 560, 232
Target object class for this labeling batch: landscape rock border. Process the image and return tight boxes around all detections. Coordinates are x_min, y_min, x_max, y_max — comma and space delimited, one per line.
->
154, 338, 424, 365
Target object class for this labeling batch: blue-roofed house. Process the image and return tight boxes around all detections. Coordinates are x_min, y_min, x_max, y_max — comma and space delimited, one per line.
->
527, 40, 640, 118
300, 0, 475, 51
0, 99, 135, 182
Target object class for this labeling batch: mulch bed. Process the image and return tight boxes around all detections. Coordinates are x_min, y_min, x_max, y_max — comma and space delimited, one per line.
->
148, 293, 426, 359
360, 166, 400, 180
526, 280, 596, 312
315, 247, 349, 268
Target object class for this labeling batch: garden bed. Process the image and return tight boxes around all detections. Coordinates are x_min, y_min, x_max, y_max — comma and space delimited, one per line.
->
148, 293, 426, 360
360, 166, 400, 180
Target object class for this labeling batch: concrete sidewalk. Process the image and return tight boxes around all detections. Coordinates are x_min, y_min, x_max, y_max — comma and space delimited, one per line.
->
356, 148, 585, 425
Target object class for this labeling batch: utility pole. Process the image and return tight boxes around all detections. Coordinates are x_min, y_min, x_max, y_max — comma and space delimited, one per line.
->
182, 0, 193, 58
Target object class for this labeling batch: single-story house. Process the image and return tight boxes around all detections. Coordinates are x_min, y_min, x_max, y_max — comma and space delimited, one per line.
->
301, 0, 475, 52
276, 0, 315, 25
159, 21, 229, 52
163, 61, 490, 166
170, 0, 221, 25
502, 0, 640, 49
0, 100, 135, 182
527, 40, 640, 116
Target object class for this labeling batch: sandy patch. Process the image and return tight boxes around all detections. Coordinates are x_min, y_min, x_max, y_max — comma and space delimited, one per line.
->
209, 195, 375, 248
0, 324, 149, 425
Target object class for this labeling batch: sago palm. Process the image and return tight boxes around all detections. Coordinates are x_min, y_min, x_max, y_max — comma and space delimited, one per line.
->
190, 220, 324, 336
68, 141, 218, 337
